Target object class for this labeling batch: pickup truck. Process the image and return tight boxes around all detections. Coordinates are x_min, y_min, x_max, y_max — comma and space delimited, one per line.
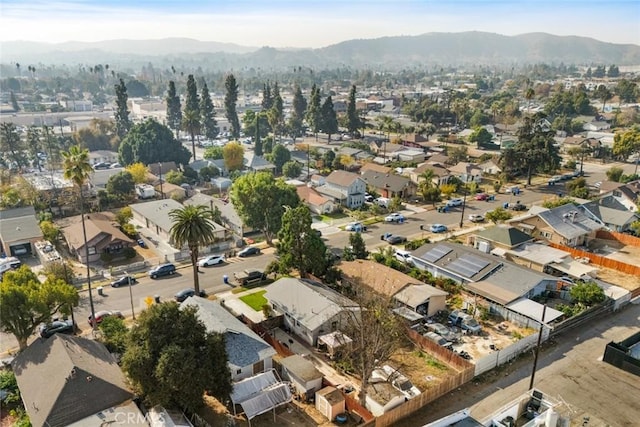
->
234, 269, 266, 286
448, 310, 482, 334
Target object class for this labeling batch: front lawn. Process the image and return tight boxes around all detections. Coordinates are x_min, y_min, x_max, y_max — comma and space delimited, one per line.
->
239, 290, 268, 311
318, 212, 348, 222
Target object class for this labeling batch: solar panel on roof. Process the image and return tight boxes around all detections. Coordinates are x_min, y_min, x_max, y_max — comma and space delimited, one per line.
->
422, 245, 452, 263
447, 254, 491, 278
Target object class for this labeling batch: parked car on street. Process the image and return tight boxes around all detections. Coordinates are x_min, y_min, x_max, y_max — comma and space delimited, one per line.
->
93, 162, 111, 170
39, 320, 75, 338
345, 222, 367, 232
475, 193, 489, 201
238, 246, 261, 257
383, 233, 407, 244
430, 224, 448, 233
234, 269, 267, 286
385, 212, 405, 223
88, 310, 123, 327
136, 238, 146, 248
110, 275, 137, 288
468, 214, 485, 223
510, 203, 527, 211
446, 198, 464, 207
148, 263, 177, 279
174, 288, 206, 302
198, 254, 226, 267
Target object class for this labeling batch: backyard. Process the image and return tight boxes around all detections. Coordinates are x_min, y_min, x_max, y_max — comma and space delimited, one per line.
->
239, 290, 268, 311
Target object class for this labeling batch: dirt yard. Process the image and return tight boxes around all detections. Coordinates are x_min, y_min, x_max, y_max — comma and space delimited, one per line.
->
387, 345, 456, 392
455, 321, 536, 360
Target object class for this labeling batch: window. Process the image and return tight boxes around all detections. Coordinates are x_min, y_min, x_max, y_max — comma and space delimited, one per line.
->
236, 369, 242, 375
540, 231, 552, 239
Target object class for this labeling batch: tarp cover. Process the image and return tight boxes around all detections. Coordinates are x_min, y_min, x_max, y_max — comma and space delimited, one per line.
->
239, 383, 292, 420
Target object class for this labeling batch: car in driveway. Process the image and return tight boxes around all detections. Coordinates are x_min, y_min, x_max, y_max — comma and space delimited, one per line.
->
39, 319, 75, 338
174, 288, 206, 302
430, 224, 448, 233
110, 275, 138, 288
510, 203, 527, 211
148, 263, 177, 279
475, 193, 489, 201
345, 222, 367, 232
426, 322, 458, 343
88, 310, 123, 327
423, 331, 453, 350
548, 175, 563, 184
385, 212, 405, 223
93, 162, 111, 170
446, 198, 464, 207
394, 249, 413, 264
198, 254, 225, 267
238, 246, 261, 257
468, 214, 485, 223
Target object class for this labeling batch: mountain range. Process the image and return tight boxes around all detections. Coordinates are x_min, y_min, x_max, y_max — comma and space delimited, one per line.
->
3, 32, 639, 69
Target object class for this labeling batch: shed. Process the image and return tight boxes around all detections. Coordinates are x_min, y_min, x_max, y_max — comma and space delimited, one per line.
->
279, 355, 323, 400
315, 386, 346, 422
365, 381, 406, 417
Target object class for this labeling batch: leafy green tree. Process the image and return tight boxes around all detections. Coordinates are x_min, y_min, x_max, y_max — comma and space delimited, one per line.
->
594, 85, 613, 112
419, 183, 441, 206
469, 109, 490, 127
183, 75, 200, 162
165, 170, 186, 185
119, 119, 191, 166
615, 79, 638, 104
169, 205, 217, 295
485, 207, 513, 223
282, 160, 302, 178
276, 205, 327, 277
204, 146, 224, 160
199, 165, 219, 182
323, 149, 336, 168
270, 144, 291, 175
0, 123, 26, 168
570, 281, 606, 306
26, 126, 43, 171
116, 206, 133, 226
0, 266, 78, 350
166, 80, 182, 138
62, 145, 97, 327
288, 84, 307, 140
125, 79, 149, 97
114, 78, 131, 139
126, 162, 149, 184
613, 126, 640, 174
541, 197, 576, 209
448, 146, 469, 164
122, 303, 231, 413
306, 84, 322, 140
223, 141, 244, 171
607, 65, 620, 78
106, 171, 135, 197
349, 231, 368, 259
230, 172, 299, 244
224, 73, 240, 138
513, 113, 561, 185
98, 316, 129, 354
72, 119, 119, 152
200, 82, 218, 140
10, 91, 19, 112
321, 96, 339, 142
40, 220, 61, 243
566, 177, 589, 198
346, 85, 360, 135
606, 166, 624, 182
468, 127, 493, 146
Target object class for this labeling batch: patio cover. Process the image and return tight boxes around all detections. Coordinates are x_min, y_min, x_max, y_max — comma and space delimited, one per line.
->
549, 258, 598, 279
318, 331, 352, 349
230, 370, 292, 420
506, 298, 564, 324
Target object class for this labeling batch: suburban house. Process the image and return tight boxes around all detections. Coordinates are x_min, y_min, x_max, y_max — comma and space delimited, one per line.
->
89, 168, 124, 194
265, 278, 359, 346
410, 162, 451, 186
598, 180, 640, 212
427, 153, 450, 165
372, 142, 408, 163
279, 355, 324, 400
447, 161, 483, 183
310, 174, 326, 187
509, 203, 602, 247
61, 212, 134, 263
153, 181, 187, 200
12, 335, 143, 427
583, 121, 611, 131
339, 260, 447, 317
88, 150, 119, 165
184, 193, 246, 241
244, 152, 276, 173
181, 297, 277, 381
148, 161, 178, 177
396, 148, 426, 163
399, 133, 430, 150
360, 162, 392, 175
478, 159, 502, 175
0, 206, 43, 257
361, 170, 417, 199
296, 186, 337, 214
315, 170, 366, 209
578, 200, 639, 232
467, 224, 535, 253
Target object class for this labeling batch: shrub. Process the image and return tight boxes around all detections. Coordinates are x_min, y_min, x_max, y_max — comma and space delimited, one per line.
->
100, 252, 113, 263
123, 247, 136, 259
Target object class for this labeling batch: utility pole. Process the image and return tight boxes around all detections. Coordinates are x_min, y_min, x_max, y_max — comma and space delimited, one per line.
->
459, 184, 468, 229
158, 163, 164, 199
529, 304, 547, 390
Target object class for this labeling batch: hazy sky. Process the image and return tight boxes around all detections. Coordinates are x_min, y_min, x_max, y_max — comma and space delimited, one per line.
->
1, 0, 639, 46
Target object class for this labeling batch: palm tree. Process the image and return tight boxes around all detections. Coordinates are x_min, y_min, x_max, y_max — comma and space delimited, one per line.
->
62, 145, 97, 330
169, 205, 217, 295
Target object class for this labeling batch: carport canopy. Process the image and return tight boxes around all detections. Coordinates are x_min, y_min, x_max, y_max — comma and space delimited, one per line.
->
506, 298, 564, 324
549, 258, 598, 279
230, 369, 292, 420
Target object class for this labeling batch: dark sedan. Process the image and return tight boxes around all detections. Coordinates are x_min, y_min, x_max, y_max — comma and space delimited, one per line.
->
238, 246, 261, 257
39, 320, 75, 338
174, 288, 206, 303
110, 275, 138, 288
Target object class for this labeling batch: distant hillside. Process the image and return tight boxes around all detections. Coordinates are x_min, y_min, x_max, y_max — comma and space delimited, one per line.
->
2, 32, 639, 69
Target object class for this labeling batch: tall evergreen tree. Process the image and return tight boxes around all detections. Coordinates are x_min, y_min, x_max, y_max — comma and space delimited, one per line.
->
224, 74, 240, 139
321, 96, 339, 142
346, 85, 360, 135
166, 80, 182, 138
306, 84, 322, 141
261, 82, 273, 110
268, 88, 284, 142
114, 78, 131, 139
254, 114, 263, 156
183, 75, 200, 161
200, 82, 218, 140
288, 84, 307, 141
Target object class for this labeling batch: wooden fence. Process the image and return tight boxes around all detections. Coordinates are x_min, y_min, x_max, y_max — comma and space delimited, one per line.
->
547, 242, 640, 276
596, 230, 640, 247
406, 327, 474, 372
322, 378, 376, 423
240, 314, 295, 357
550, 299, 614, 338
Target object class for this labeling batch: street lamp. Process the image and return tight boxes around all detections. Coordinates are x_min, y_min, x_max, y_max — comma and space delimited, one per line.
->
158, 162, 164, 199
125, 270, 135, 320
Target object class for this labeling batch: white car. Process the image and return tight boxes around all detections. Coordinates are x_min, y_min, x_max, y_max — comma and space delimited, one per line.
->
446, 198, 463, 207
370, 365, 421, 400
394, 249, 413, 264
345, 222, 366, 232
468, 214, 484, 223
385, 213, 405, 222
197, 254, 226, 267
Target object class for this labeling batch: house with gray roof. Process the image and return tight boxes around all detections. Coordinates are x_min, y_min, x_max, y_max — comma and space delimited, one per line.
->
181, 297, 276, 381
509, 203, 602, 247
361, 170, 416, 199
468, 224, 534, 253
579, 200, 639, 232
12, 335, 139, 427
280, 355, 323, 399
599, 180, 640, 212
0, 206, 43, 257
244, 152, 276, 172
316, 170, 366, 209
265, 278, 359, 346
185, 192, 246, 240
